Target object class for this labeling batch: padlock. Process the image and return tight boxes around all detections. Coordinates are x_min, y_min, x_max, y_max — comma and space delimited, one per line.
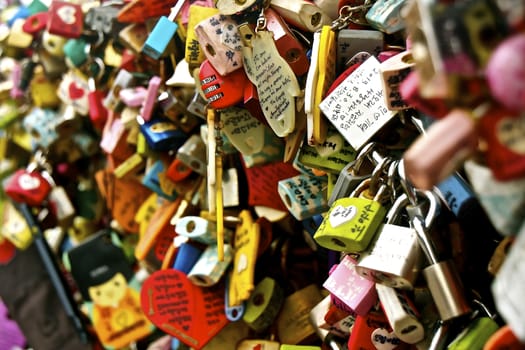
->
242, 277, 285, 332
29, 65, 60, 108
22, 108, 60, 149
277, 173, 328, 221
172, 240, 203, 274
140, 75, 161, 122
159, 91, 201, 134
175, 215, 231, 245
119, 23, 149, 54
199, 59, 248, 110
365, 0, 407, 34
310, 294, 356, 340
194, 13, 243, 76
84, 5, 123, 37
314, 176, 389, 253
355, 189, 438, 290
380, 51, 415, 111
0, 200, 32, 250
347, 309, 408, 350
187, 244, 233, 287
142, 0, 185, 59
376, 284, 425, 344
36, 46, 67, 79
103, 69, 134, 111
323, 254, 377, 316
327, 142, 378, 205
57, 70, 90, 116
446, 300, 499, 350
22, 11, 48, 36
484, 325, 525, 350
405, 189, 472, 321
3, 166, 52, 207
270, 0, 331, 32
62, 37, 89, 68
6, 19, 33, 49
46, 1, 83, 39
138, 116, 187, 152
478, 106, 525, 181
141, 160, 178, 201
399, 71, 451, 119
119, 86, 148, 107
41, 30, 66, 57
176, 134, 207, 176
336, 29, 384, 74
403, 109, 479, 190
87, 70, 109, 131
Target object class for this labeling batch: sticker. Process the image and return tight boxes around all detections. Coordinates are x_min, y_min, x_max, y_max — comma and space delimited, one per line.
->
497, 114, 525, 154
319, 56, 397, 150
57, 71, 89, 115
140, 269, 229, 349
18, 173, 41, 190
329, 205, 358, 228
57, 5, 77, 25
371, 328, 401, 350
241, 28, 300, 137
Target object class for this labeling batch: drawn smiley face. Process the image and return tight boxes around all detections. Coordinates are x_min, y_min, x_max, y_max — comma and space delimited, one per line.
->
88, 272, 128, 307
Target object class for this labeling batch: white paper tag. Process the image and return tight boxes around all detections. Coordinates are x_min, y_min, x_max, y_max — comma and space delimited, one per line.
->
242, 30, 300, 137
221, 107, 265, 155
319, 56, 397, 150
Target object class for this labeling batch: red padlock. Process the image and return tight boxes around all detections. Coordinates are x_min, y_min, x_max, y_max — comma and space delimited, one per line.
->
47, 1, 84, 39
199, 59, 248, 110
478, 105, 525, 181
347, 310, 410, 350
3, 169, 52, 206
22, 12, 49, 35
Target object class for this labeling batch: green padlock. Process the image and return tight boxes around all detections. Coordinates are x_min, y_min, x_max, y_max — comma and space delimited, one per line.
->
63, 38, 88, 68
314, 178, 388, 252
447, 315, 499, 350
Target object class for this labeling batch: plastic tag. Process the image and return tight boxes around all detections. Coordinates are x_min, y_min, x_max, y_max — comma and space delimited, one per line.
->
241, 27, 300, 137
304, 31, 321, 145
320, 56, 397, 150
140, 269, 229, 349
228, 210, 259, 306
221, 107, 266, 155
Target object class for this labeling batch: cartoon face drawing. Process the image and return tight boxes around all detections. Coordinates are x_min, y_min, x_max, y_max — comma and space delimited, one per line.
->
88, 272, 128, 307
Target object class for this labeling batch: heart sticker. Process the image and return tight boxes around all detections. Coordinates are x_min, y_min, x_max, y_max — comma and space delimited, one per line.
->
68, 81, 85, 99
140, 269, 229, 349
18, 173, 41, 190
329, 205, 357, 228
57, 5, 77, 25
314, 133, 344, 157
371, 328, 401, 350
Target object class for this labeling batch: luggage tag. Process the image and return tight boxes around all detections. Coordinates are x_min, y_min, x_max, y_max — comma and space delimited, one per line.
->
67, 230, 154, 350
269, 0, 331, 32
319, 56, 397, 150
478, 106, 525, 181
239, 18, 301, 137
276, 284, 325, 345
185, 5, 219, 71
323, 255, 378, 316
463, 160, 525, 237
227, 210, 259, 307
140, 268, 229, 349
194, 13, 243, 76
380, 51, 415, 111
220, 107, 266, 156
304, 25, 336, 145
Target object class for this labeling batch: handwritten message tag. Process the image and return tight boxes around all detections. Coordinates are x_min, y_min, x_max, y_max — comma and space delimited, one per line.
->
221, 107, 265, 155
319, 56, 397, 150
241, 28, 300, 137
140, 269, 229, 349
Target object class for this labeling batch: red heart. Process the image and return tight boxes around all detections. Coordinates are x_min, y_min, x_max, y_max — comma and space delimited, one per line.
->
68, 81, 85, 100
140, 269, 229, 349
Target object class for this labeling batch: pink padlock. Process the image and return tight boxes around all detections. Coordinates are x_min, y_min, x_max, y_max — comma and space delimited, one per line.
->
486, 33, 525, 113
403, 109, 479, 190
140, 76, 162, 121
323, 255, 377, 316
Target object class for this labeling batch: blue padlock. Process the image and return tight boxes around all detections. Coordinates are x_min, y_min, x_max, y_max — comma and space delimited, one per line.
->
142, 0, 185, 59
141, 160, 178, 200
138, 116, 187, 152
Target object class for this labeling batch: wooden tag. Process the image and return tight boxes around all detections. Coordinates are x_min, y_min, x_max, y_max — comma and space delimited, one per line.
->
140, 269, 229, 349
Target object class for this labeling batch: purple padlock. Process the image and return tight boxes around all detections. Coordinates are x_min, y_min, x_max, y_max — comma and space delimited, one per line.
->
0, 301, 26, 350
486, 33, 525, 112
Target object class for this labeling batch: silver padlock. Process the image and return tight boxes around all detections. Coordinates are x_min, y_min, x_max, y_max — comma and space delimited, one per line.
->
355, 189, 438, 290
406, 189, 472, 321
176, 134, 207, 175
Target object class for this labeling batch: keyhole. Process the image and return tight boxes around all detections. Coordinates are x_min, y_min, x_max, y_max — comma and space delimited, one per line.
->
206, 44, 216, 57
286, 48, 300, 63
252, 293, 265, 306
186, 220, 196, 233
284, 194, 292, 208
331, 238, 346, 248
311, 12, 321, 27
